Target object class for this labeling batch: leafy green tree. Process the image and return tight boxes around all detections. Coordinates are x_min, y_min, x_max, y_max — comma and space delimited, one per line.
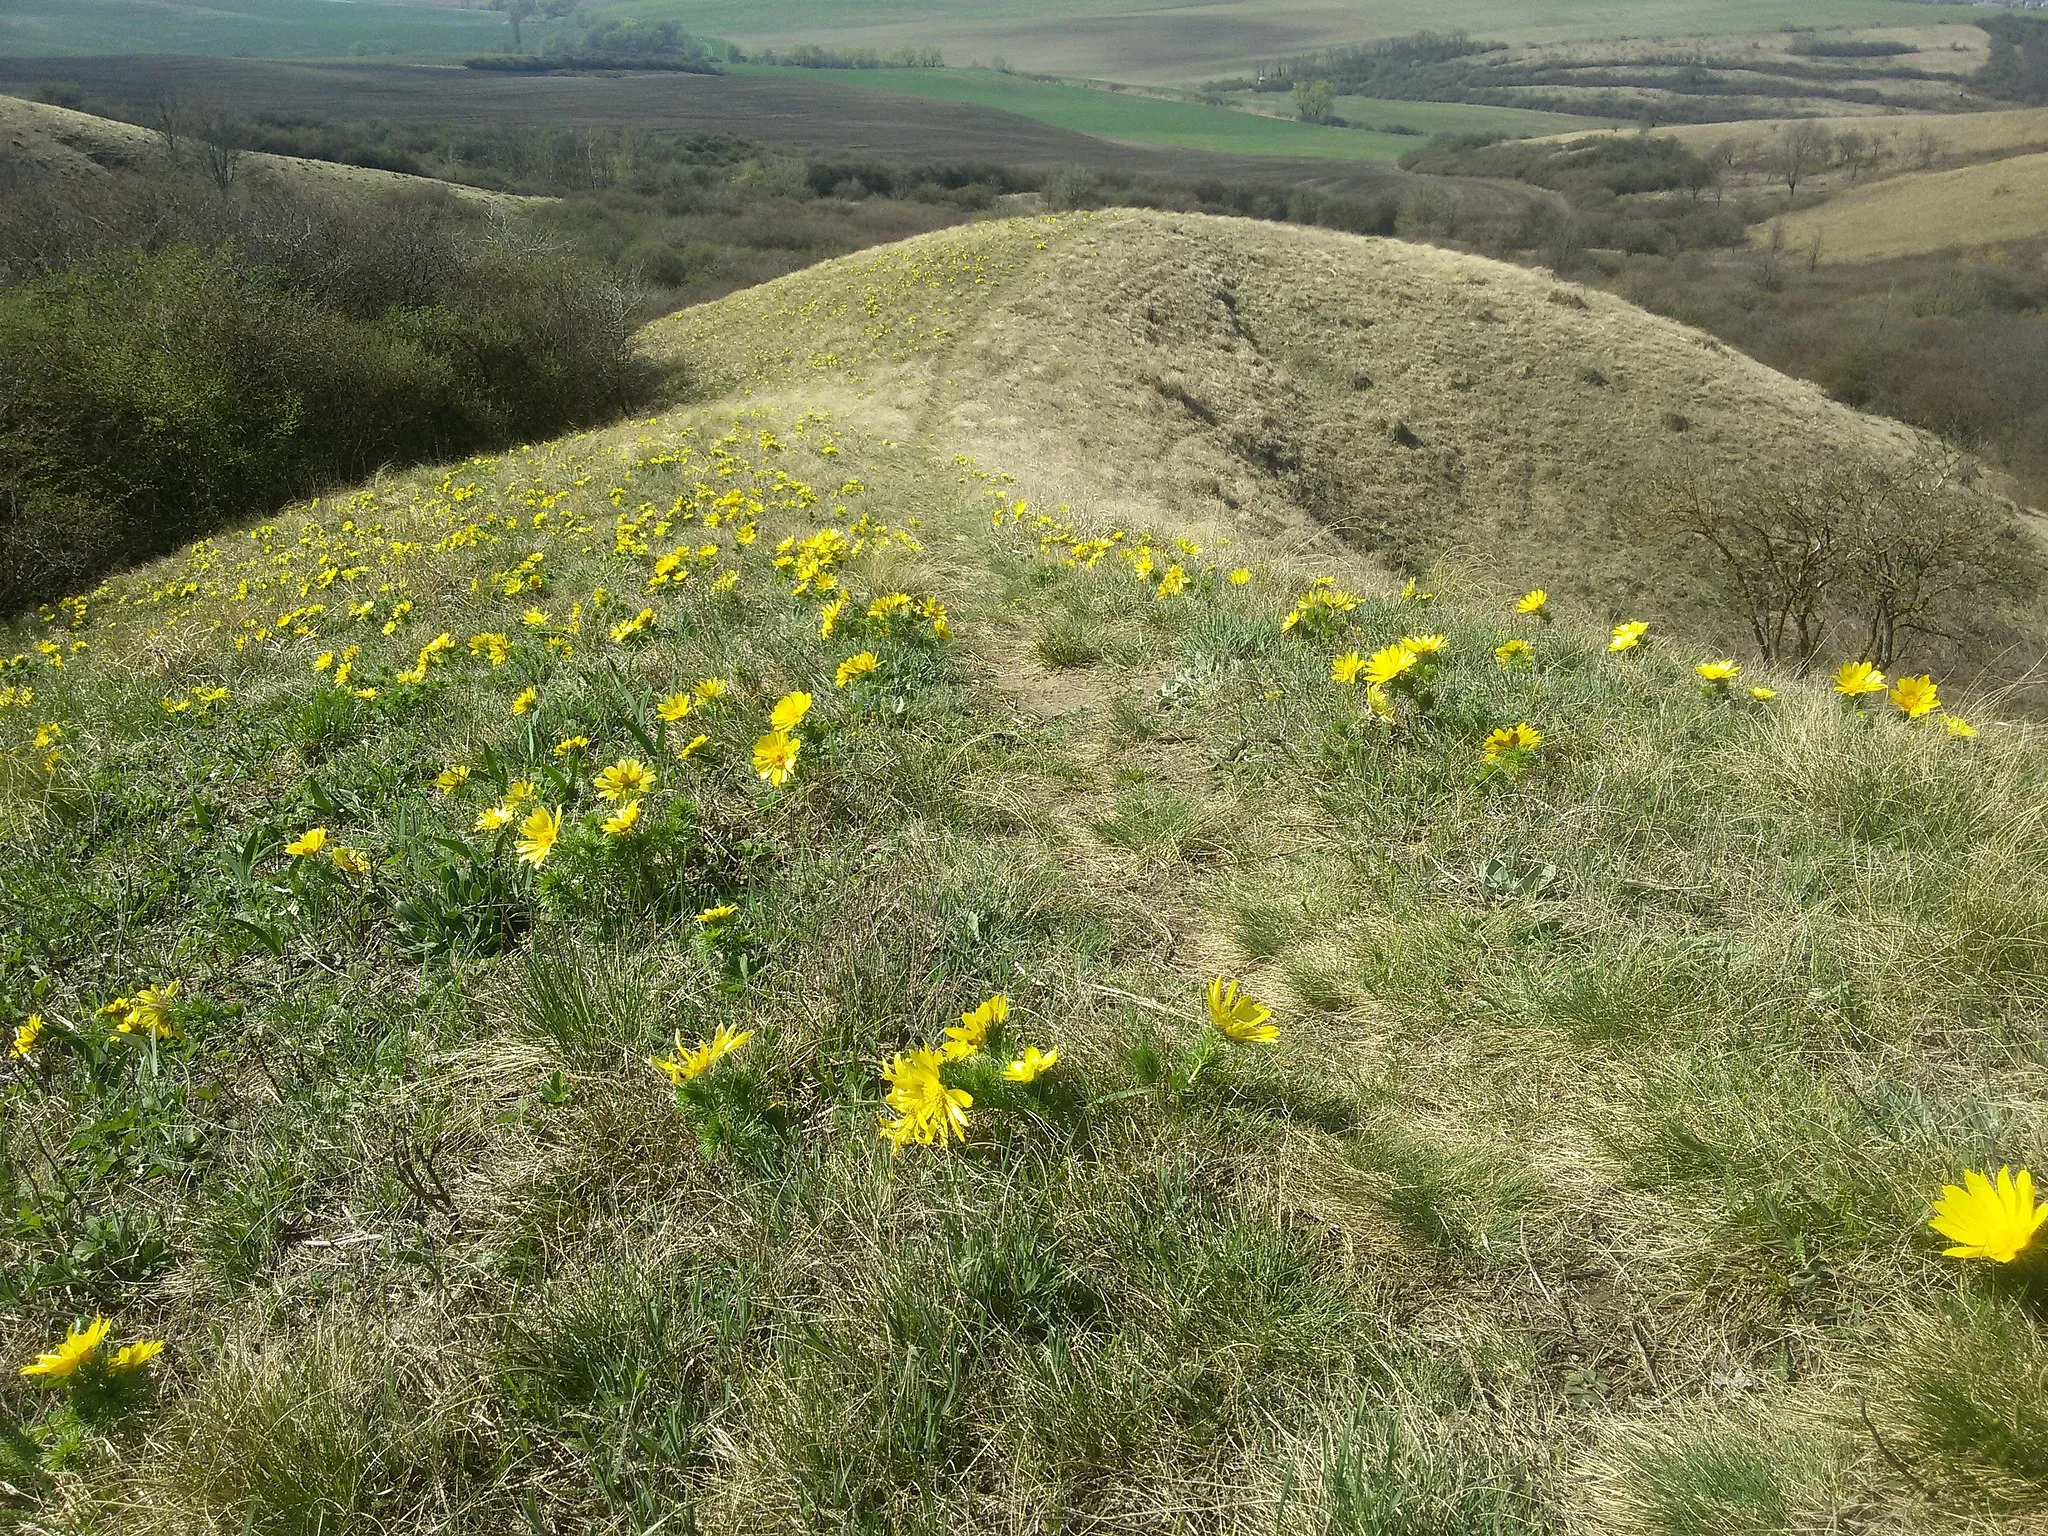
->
1292, 79, 1337, 124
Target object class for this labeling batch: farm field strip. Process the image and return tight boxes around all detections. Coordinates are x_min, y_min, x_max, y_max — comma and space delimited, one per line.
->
737, 65, 1430, 161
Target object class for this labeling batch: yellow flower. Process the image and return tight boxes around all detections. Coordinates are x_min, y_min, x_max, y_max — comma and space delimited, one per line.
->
1482, 722, 1542, 764
1494, 638, 1532, 666
1361, 645, 1417, 688
1331, 651, 1366, 685
21, 1317, 110, 1380
32, 722, 63, 749
678, 733, 710, 760
553, 736, 590, 758
468, 632, 511, 666
942, 994, 1007, 1062
11, 1013, 44, 1059
1399, 633, 1446, 656
1515, 589, 1548, 616
1400, 578, 1431, 602
878, 1048, 972, 1151
768, 692, 813, 733
1749, 686, 1777, 702
108, 1339, 164, 1374
522, 608, 550, 628
476, 804, 516, 832
594, 758, 656, 802
1945, 714, 1979, 739
696, 903, 738, 925
1696, 660, 1740, 684
1833, 660, 1886, 697
1608, 621, 1649, 652
753, 730, 800, 787
835, 652, 879, 688
608, 607, 656, 643
515, 806, 561, 867
503, 779, 537, 808
314, 651, 334, 672
1156, 564, 1188, 599
648, 1023, 755, 1085
118, 984, 179, 1041
868, 592, 913, 620
1206, 978, 1277, 1044
511, 687, 538, 716
434, 765, 471, 795
1930, 1166, 2048, 1263
329, 846, 371, 878
1229, 568, 1252, 587
602, 800, 642, 838
285, 827, 328, 858
695, 677, 729, 702
819, 595, 847, 637
656, 691, 695, 722
1003, 1045, 1059, 1083
1890, 674, 1940, 719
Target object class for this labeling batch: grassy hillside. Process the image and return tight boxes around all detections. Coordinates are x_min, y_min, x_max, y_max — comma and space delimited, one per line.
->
651, 210, 2038, 686
1762, 150, 2048, 261
0, 94, 528, 208
5, 212, 2047, 1534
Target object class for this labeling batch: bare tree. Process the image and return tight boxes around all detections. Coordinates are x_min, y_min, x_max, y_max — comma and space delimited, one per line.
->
1654, 452, 2034, 671
490, 0, 539, 49
154, 91, 187, 155
1656, 463, 1844, 667
1834, 128, 1880, 184
1842, 455, 2035, 668
194, 110, 245, 192
1767, 120, 1834, 198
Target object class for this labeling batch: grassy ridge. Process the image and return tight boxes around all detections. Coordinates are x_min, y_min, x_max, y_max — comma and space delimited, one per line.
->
3, 215, 2047, 1531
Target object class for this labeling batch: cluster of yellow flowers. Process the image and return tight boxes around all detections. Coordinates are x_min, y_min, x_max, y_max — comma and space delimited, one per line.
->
876, 994, 1061, 1152
285, 826, 372, 878
19, 1316, 163, 1383
1833, 661, 1975, 737
96, 985, 181, 1043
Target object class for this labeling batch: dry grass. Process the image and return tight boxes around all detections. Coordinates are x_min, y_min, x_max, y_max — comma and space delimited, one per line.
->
1573, 104, 2048, 161
0, 93, 532, 208
1762, 149, 2048, 262
652, 208, 2028, 678
7, 208, 2048, 1535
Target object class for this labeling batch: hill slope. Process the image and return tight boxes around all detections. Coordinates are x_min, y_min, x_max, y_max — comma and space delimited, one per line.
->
4, 211, 2047, 1534
1762, 149, 2048, 262
651, 209, 2033, 679
0, 93, 524, 206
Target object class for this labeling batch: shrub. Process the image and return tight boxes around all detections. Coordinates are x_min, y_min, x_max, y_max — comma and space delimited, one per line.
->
0, 174, 649, 611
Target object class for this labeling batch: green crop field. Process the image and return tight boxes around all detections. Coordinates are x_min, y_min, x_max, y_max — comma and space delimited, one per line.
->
740, 66, 1440, 161
0, 0, 511, 62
